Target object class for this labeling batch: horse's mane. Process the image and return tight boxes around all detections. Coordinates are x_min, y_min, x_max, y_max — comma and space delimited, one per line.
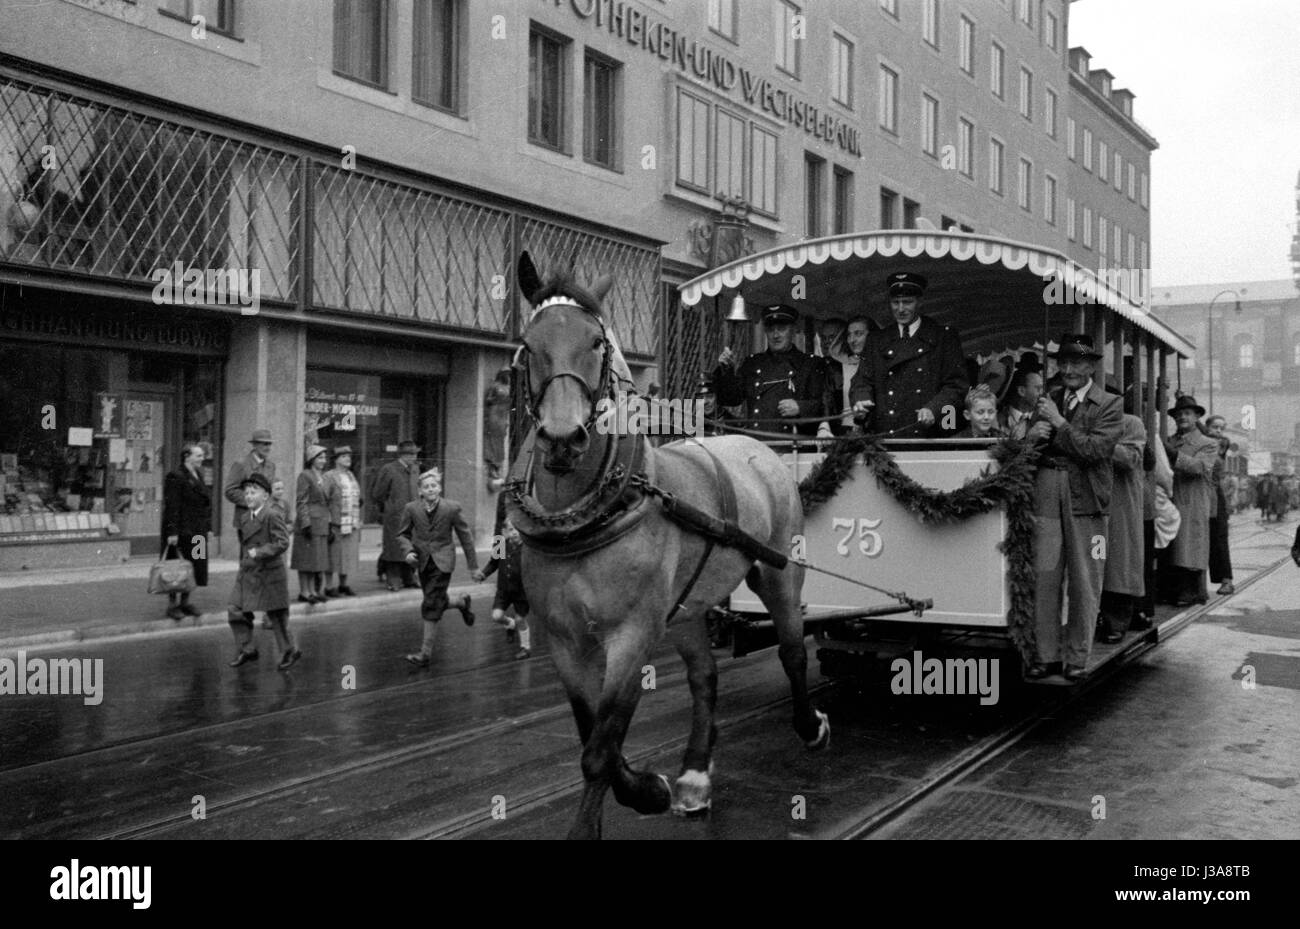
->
529, 273, 606, 321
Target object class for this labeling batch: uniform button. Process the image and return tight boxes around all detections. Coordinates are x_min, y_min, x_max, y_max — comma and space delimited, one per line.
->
888, 391, 893, 396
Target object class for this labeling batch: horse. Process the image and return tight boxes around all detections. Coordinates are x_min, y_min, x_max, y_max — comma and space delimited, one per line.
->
506, 252, 829, 840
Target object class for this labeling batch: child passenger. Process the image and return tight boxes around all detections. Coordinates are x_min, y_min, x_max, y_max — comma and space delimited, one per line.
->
954, 385, 1007, 438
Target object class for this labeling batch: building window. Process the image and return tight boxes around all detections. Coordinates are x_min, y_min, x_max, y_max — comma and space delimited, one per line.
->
1127, 232, 1136, 268
1044, 87, 1057, 138
958, 117, 974, 178
1140, 171, 1149, 208
708, 0, 737, 41
1099, 140, 1109, 181
1082, 127, 1093, 170
959, 16, 974, 75
989, 137, 1004, 194
1238, 340, 1254, 369
775, 1, 802, 78
1019, 67, 1032, 119
805, 153, 825, 237
1018, 0, 1033, 28
990, 41, 1004, 98
528, 28, 569, 152
833, 167, 854, 234
1082, 206, 1093, 248
1044, 174, 1057, 225
1067, 197, 1076, 241
879, 65, 899, 133
1127, 162, 1136, 200
333, 0, 389, 88
921, 93, 939, 157
831, 32, 854, 107
715, 108, 746, 200
1113, 151, 1123, 191
583, 53, 620, 169
412, 0, 459, 111
1067, 117, 1076, 160
1098, 215, 1108, 258
1139, 241, 1148, 294
880, 187, 898, 227
881, 0, 899, 17
749, 125, 779, 216
675, 88, 710, 192
163, 0, 238, 36
1113, 222, 1121, 261
1018, 157, 1031, 211
1045, 10, 1058, 50
903, 197, 920, 230
922, 0, 940, 49
1292, 336, 1300, 367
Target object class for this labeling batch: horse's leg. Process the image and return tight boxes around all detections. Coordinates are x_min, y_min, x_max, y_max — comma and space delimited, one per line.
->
748, 562, 830, 750
668, 614, 718, 815
548, 630, 610, 840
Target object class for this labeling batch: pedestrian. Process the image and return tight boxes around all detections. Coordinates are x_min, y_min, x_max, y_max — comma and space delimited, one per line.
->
713, 304, 827, 438
226, 472, 301, 671
290, 444, 331, 603
270, 478, 291, 524
473, 495, 531, 660
160, 443, 211, 621
400, 468, 479, 667
373, 440, 422, 590
1097, 407, 1147, 642
1204, 414, 1235, 595
1161, 395, 1218, 606
223, 428, 275, 530
1024, 334, 1123, 682
324, 445, 362, 597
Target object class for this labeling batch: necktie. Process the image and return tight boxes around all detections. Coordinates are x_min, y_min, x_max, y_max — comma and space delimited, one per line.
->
900, 326, 908, 340
1066, 392, 1079, 419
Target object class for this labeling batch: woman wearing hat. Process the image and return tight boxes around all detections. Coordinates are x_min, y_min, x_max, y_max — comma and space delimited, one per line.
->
324, 445, 362, 597
1161, 395, 1219, 606
290, 444, 332, 603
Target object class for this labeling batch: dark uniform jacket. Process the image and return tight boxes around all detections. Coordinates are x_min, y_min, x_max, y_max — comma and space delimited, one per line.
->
849, 316, 967, 436
223, 452, 276, 529
1035, 381, 1124, 516
397, 497, 479, 575
228, 505, 291, 612
712, 347, 826, 436
373, 459, 421, 562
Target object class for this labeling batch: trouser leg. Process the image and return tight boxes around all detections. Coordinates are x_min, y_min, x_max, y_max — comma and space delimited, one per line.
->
1064, 514, 1106, 670
267, 608, 292, 654
228, 610, 255, 652
418, 564, 451, 657
1032, 470, 1067, 665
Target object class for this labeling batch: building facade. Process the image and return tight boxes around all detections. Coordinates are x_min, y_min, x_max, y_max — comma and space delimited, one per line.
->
0, 0, 1158, 570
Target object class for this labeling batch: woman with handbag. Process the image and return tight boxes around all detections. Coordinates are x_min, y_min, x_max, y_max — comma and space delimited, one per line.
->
160, 444, 212, 620
324, 445, 362, 596
290, 444, 331, 603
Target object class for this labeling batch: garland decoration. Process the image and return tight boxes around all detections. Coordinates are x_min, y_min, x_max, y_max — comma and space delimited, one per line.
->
798, 436, 1041, 662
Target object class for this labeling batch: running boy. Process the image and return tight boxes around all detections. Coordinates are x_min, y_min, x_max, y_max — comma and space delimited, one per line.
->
227, 472, 302, 670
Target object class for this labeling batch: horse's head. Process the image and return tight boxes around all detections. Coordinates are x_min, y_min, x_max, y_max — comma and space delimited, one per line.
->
517, 252, 615, 474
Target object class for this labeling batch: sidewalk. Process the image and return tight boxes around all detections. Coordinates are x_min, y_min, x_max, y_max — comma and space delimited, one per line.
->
0, 545, 497, 651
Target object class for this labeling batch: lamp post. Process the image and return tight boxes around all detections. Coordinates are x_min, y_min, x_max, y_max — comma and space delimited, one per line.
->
1205, 289, 1241, 413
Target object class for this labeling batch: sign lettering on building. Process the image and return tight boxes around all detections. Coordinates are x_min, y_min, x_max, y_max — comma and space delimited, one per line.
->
550, 0, 863, 157
0, 308, 229, 353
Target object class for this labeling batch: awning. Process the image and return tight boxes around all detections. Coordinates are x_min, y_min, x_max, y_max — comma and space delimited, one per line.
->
678, 231, 1193, 358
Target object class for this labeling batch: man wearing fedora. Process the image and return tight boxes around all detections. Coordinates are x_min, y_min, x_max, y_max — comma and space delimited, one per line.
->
713, 304, 827, 437
373, 440, 423, 590
223, 428, 276, 531
1025, 334, 1123, 682
1161, 395, 1219, 606
998, 356, 1045, 440
850, 273, 968, 437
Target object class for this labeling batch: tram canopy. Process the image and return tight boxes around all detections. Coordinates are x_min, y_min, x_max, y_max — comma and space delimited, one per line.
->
678, 231, 1193, 359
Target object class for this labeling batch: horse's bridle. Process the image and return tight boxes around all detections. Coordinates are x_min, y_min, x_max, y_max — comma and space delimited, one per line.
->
515, 298, 613, 432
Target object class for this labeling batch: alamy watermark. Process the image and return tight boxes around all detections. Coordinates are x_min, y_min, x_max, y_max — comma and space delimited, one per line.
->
890, 650, 1000, 706
151, 261, 261, 315
1042, 268, 1148, 306
50, 859, 150, 909
0, 650, 103, 705
595, 391, 704, 436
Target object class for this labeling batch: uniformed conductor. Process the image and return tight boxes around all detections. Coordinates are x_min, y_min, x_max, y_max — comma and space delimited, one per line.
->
849, 273, 968, 436
713, 304, 826, 436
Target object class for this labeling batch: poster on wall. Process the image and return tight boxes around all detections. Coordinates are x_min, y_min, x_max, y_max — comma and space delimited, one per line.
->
94, 393, 123, 438
125, 400, 155, 440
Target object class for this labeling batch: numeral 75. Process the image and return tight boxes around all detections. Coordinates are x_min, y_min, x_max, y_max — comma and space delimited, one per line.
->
832, 517, 883, 557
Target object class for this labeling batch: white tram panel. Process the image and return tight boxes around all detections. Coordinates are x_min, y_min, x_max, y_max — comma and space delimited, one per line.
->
731, 448, 1009, 627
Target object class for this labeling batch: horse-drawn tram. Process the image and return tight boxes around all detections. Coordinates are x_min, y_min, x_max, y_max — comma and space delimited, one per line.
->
673, 230, 1195, 682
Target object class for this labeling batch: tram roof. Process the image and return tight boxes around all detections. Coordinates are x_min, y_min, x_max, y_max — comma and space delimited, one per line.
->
679, 231, 1193, 359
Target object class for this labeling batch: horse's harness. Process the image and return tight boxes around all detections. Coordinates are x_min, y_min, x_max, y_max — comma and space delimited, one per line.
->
508, 297, 788, 627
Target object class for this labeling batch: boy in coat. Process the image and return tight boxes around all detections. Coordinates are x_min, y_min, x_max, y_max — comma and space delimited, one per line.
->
227, 473, 302, 671
400, 468, 479, 667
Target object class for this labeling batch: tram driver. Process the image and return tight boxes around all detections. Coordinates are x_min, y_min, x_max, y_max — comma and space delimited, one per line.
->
849, 273, 968, 437
713, 304, 827, 438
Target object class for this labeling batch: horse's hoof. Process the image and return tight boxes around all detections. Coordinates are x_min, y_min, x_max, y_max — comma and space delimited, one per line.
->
803, 709, 830, 751
672, 768, 713, 817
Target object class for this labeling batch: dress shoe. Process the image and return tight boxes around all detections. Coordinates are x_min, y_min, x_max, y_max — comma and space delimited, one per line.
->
1216, 582, 1235, 596
1063, 666, 1090, 682
1101, 631, 1124, 645
337, 585, 356, 596
228, 649, 259, 668
386, 582, 399, 592
405, 652, 430, 668
1024, 663, 1057, 680
1130, 615, 1153, 631
323, 588, 339, 598
458, 593, 475, 627
514, 648, 531, 661
277, 648, 302, 671
180, 603, 201, 617
297, 594, 314, 604
166, 605, 185, 621
309, 593, 327, 604
1174, 596, 1207, 607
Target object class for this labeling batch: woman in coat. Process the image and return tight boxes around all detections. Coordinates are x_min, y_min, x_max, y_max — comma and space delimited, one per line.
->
290, 444, 331, 603
1162, 396, 1219, 606
160, 444, 212, 620
1098, 412, 1147, 640
324, 445, 362, 596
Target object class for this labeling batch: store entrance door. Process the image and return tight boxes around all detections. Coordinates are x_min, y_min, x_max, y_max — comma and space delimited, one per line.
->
107, 391, 172, 555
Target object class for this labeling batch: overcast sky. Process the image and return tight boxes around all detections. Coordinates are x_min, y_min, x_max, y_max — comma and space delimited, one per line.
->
1069, 0, 1300, 287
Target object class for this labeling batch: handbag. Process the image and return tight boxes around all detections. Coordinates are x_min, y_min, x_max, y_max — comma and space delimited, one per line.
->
148, 543, 196, 595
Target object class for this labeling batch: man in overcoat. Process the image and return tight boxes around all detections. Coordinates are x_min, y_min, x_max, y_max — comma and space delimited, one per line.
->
1025, 334, 1124, 682
1162, 395, 1219, 606
1097, 406, 1148, 642
226, 472, 300, 671
373, 440, 422, 589
850, 273, 968, 437
712, 304, 826, 437
223, 428, 276, 530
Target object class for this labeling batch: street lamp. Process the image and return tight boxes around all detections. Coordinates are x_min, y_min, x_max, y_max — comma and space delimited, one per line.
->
1206, 289, 1242, 412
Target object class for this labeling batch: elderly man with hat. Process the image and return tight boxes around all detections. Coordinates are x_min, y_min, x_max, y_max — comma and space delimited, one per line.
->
849, 273, 968, 437
373, 439, 423, 590
712, 304, 827, 437
1024, 334, 1124, 682
223, 428, 276, 531
1160, 395, 1220, 606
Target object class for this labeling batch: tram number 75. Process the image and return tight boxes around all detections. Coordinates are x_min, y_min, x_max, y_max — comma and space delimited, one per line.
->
832, 517, 883, 558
